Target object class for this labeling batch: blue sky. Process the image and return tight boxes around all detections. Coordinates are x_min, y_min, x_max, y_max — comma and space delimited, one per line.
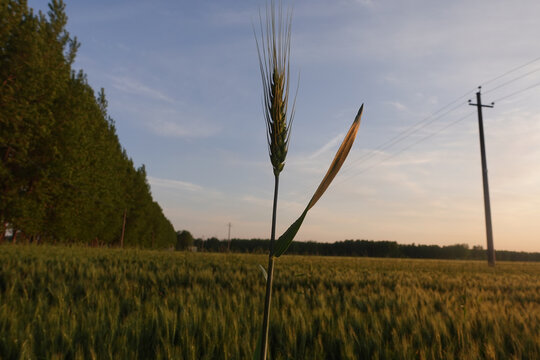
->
29, 0, 540, 251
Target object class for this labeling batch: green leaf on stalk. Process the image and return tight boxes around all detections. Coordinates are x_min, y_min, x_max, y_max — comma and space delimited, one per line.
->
273, 209, 308, 258
273, 105, 364, 258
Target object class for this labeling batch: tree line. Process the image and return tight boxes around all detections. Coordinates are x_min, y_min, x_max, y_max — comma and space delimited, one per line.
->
186, 237, 540, 262
0, 0, 176, 247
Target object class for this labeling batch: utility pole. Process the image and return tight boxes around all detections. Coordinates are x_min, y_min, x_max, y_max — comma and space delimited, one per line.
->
227, 222, 232, 252
469, 86, 496, 267
120, 209, 127, 249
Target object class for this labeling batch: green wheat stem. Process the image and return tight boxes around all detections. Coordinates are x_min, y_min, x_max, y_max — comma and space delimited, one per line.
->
260, 174, 279, 360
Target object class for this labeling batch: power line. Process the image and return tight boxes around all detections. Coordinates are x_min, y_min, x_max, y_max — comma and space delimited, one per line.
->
331, 55, 540, 182
481, 55, 540, 87
340, 89, 475, 176
339, 55, 540, 179
483, 67, 540, 95
337, 77, 540, 182
492, 80, 540, 103
337, 110, 474, 182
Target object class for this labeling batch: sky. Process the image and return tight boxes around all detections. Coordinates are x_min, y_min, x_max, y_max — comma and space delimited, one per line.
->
28, 0, 540, 252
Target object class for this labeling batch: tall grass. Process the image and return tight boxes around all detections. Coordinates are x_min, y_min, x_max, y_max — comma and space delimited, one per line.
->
1, 245, 539, 359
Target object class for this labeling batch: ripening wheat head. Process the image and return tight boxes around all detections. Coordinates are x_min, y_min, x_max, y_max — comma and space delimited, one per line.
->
255, 1, 296, 176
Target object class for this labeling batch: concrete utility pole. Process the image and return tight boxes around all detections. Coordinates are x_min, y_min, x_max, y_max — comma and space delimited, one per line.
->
469, 87, 496, 267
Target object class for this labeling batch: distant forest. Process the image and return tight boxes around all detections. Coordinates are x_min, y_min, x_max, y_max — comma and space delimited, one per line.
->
0, 1, 176, 247
192, 237, 540, 262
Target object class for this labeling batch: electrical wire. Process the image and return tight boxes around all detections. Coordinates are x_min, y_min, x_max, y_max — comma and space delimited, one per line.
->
340, 55, 540, 179
483, 67, 540, 95
341, 89, 475, 174
331, 55, 540, 182
336, 110, 474, 183
481, 55, 540, 88
492, 80, 540, 103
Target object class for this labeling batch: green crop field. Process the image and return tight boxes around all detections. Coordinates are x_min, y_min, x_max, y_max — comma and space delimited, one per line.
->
0, 245, 538, 359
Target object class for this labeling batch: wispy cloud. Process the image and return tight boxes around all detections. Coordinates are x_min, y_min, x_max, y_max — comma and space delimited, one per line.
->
309, 133, 344, 159
148, 176, 204, 192
386, 101, 408, 112
147, 116, 220, 138
108, 79, 221, 138
110, 76, 175, 103
284, 130, 350, 178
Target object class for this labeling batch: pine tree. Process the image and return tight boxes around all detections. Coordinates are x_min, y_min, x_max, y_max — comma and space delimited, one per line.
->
0, 0, 176, 247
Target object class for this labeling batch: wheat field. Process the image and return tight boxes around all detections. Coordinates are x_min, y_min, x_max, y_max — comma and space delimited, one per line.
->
0, 245, 538, 359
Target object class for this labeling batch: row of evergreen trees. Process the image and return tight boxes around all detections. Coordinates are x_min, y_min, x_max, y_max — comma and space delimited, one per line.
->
0, 0, 176, 247
194, 238, 540, 262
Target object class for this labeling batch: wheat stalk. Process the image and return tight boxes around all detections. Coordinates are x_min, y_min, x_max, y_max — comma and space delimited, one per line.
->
254, 1, 295, 359
254, 2, 363, 358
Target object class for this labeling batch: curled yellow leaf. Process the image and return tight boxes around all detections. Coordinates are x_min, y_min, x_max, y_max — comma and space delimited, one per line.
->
273, 104, 364, 257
